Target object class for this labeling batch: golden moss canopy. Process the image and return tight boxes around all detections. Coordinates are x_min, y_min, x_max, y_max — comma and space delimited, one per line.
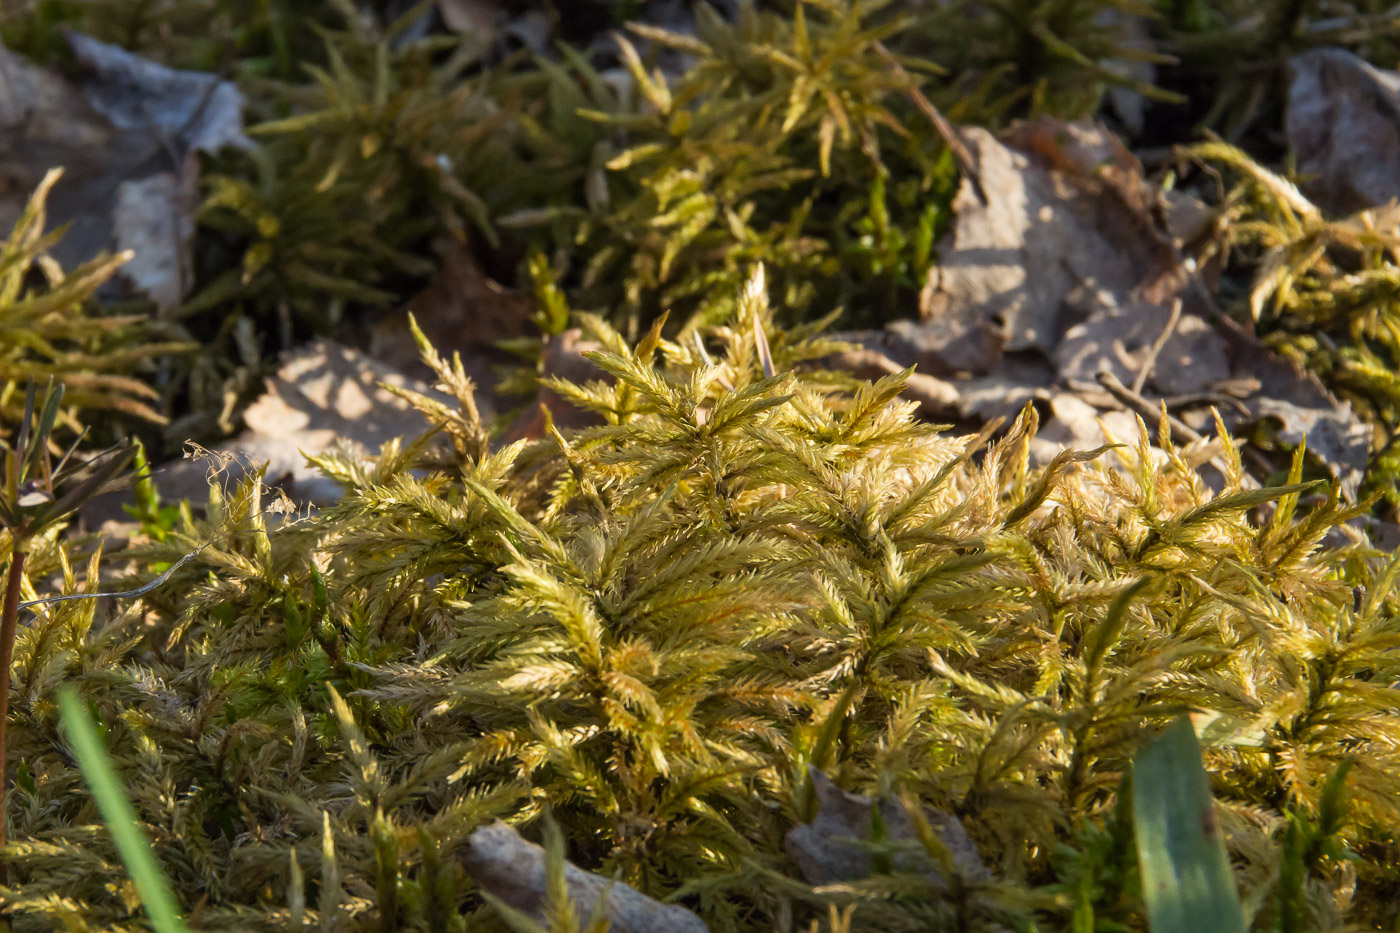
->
0, 269, 1394, 931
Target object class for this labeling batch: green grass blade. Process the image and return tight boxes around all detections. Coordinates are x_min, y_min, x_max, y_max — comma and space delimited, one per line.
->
1132, 715, 1246, 933
57, 686, 190, 933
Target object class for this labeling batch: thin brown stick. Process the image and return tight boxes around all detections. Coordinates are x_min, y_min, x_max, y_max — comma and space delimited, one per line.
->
1097, 370, 1265, 489
0, 547, 27, 886
1097, 369, 1204, 443
1132, 298, 1184, 396
872, 42, 985, 201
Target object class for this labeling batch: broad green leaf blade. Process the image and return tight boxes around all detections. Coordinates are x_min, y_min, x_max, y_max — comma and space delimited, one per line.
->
57, 686, 191, 933
1132, 716, 1246, 933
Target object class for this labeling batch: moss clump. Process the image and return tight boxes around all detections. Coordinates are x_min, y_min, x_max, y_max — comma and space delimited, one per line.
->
508, 2, 961, 334
187, 5, 586, 336
183, 1, 966, 347
1190, 142, 1400, 514
0, 170, 185, 437
1, 269, 1397, 931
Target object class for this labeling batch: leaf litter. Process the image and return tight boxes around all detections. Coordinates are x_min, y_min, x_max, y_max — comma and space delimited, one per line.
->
0, 8, 1380, 515
0, 32, 250, 312
842, 114, 1371, 496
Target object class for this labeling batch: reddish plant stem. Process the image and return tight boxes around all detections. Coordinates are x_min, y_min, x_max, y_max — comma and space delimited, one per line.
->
0, 547, 27, 887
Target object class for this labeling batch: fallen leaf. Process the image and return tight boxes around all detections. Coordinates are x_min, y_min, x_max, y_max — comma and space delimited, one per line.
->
369, 236, 536, 374
1054, 299, 1231, 397
818, 342, 960, 416
784, 767, 986, 887
1029, 392, 1139, 468
872, 115, 1367, 497
111, 167, 198, 311
363, 236, 537, 422
504, 11, 553, 54
1098, 8, 1157, 135
142, 340, 444, 506
953, 353, 1056, 423
65, 32, 252, 154
0, 33, 249, 311
1287, 48, 1400, 214
1247, 393, 1369, 496
918, 121, 1172, 374
500, 328, 606, 443
829, 322, 1001, 380
1213, 315, 1371, 498
435, 0, 501, 56
436, 0, 496, 32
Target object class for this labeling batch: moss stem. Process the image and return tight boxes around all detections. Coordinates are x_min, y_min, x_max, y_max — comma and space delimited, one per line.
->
0, 546, 27, 887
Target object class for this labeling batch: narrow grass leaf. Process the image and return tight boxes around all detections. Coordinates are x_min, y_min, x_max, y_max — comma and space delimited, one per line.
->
57, 686, 190, 933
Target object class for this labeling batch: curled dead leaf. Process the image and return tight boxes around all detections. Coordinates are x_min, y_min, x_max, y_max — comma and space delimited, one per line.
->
1288, 48, 1400, 214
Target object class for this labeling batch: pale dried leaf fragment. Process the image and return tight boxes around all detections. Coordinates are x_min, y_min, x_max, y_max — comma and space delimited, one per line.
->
463, 821, 710, 933
817, 344, 959, 416
436, 0, 499, 34
368, 236, 534, 407
784, 768, 986, 887
1055, 300, 1230, 397
65, 32, 252, 153
1099, 8, 1157, 135
0, 33, 249, 310
918, 122, 1167, 374
953, 354, 1056, 423
111, 167, 198, 311
435, 0, 504, 57
1030, 392, 1139, 468
144, 341, 443, 506
1213, 320, 1372, 499
501, 328, 607, 443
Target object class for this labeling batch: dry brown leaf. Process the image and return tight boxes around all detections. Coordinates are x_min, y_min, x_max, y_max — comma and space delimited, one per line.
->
901, 116, 1368, 494
146, 341, 442, 506
365, 236, 536, 424
111, 166, 198, 311
435, 0, 502, 57
66, 33, 250, 152
1099, 9, 1156, 135
1054, 299, 1230, 397
436, 0, 497, 32
819, 343, 960, 416
1288, 48, 1400, 214
501, 328, 606, 444
0, 33, 248, 311
1203, 312, 1372, 498
1030, 392, 1139, 467
918, 121, 1170, 374
954, 354, 1056, 423
370, 236, 536, 371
